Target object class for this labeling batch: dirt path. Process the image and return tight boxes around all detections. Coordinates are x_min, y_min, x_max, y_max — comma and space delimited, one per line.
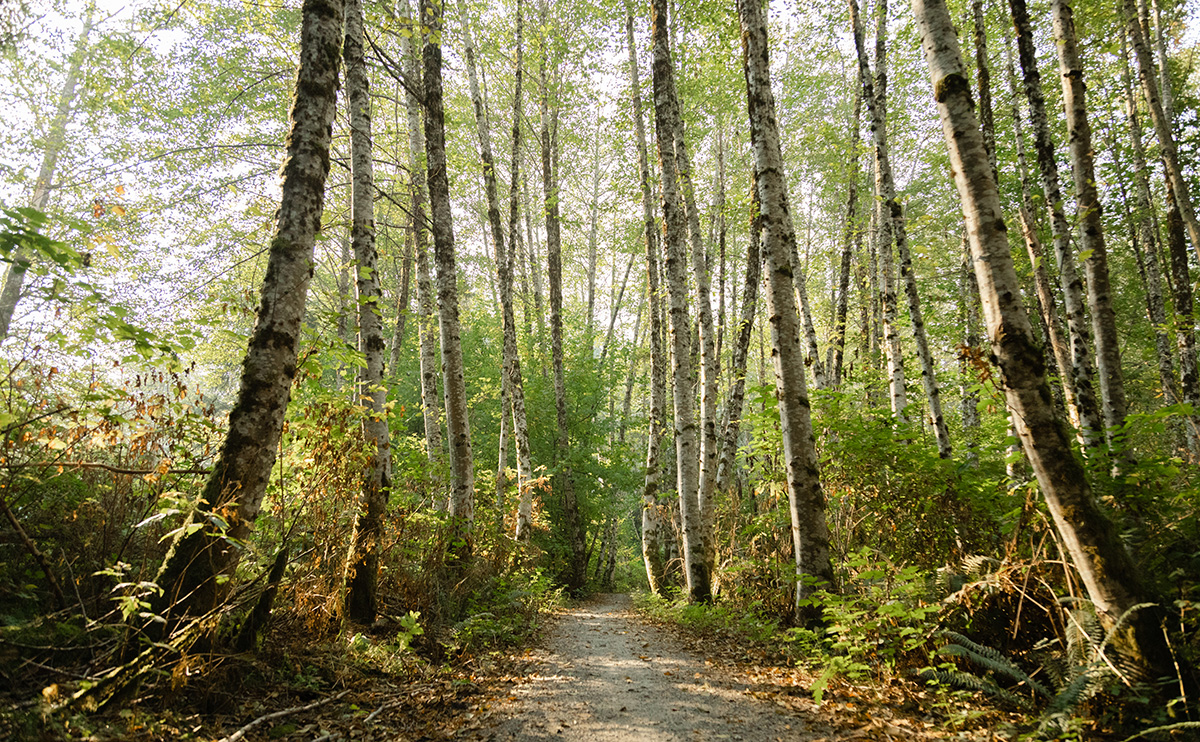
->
456, 593, 820, 741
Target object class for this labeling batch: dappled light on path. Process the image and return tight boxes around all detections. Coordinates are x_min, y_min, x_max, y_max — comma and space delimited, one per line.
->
458, 594, 811, 741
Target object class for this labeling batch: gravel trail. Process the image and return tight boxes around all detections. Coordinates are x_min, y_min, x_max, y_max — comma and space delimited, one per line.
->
461, 593, 814, 741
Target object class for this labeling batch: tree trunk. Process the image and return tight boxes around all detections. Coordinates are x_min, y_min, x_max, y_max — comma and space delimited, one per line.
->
423, 0, 474, 551
1166, 185, 1200, 460
958, 234, 981, 460
850, 0, 908, 426
913, 0, 1175, 681
829, 90, 860, 389
399, 0, 445, 508
1009, 0, 1103, 454
0, 7, 93, 340
153, 0, 344, 622
540, 0, 584, 591
1051, 0, 1130, 456
791, 240, 827, 390
626, 3, 667, 593
1124, 0, 1200, 265
388, 227, 412, 376
459, 0, 533, 543
343, 0, 391, 624
502, 0, 535, 542
715, 182, 762, 495
651, 0, 709, 603
739, 0, 835, 625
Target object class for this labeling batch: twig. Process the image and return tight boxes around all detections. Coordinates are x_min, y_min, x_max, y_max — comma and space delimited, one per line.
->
216, 690, 350, 742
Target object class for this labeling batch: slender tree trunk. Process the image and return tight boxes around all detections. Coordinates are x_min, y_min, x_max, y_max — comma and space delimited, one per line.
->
959, 234, 982, 460
540, 0, 584, 590
1052, 0, 1130, 456
913, 0, 1175, 681
651, 0, 709, 602
792, 240, 827, 390
715, 183, 761, 495
587, 125, 601, 336
1121, 33, 1191, 453
0, 7, 93, 340
829, 90, 860, 389
343, 0, 390, 623
502, 0, 535, 542
423, 0, 474, 551
739, 0, 835, 625
153, 0, 344, 622
850, 0, 908, 425
1009, 0, 1104, 453
627, 3, 666, 593
459, 0, 533, 543
1006, 42, 1081, 435
400, 0, 444, 506
1166, 186, 1200, 460
597, 254, 636, 371
1124, 0, 1200, 265
389, 228, 412, 376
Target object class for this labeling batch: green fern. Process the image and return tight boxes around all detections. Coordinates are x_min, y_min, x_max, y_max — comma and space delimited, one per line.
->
918, 666, 1034, 710
936, 631, 1052, 698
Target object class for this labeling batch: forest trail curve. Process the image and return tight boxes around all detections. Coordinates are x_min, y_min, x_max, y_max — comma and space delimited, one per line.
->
455, 593, 822, 742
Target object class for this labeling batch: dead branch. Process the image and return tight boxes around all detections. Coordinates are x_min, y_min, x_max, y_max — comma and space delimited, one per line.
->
216, 690, 350, 742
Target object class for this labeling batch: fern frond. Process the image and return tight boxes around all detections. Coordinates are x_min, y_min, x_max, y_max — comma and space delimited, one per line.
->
937, 632, 1052, 698
916, 668, 1033, 710
1120, 721, 1200, 742
1044, 663, 1106, 717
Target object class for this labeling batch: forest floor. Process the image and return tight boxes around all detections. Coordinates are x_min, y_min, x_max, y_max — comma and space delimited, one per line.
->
7, 593, 1007, 741
443, 593, 983, 741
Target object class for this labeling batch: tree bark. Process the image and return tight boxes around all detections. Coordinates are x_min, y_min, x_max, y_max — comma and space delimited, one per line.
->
540, 0, 584, 591
913, 0, 1175, 681
849, 0, 908, 426
626, 3, 667, 593
423, 0, 474, 551
651, 0, 709, 602
1051, 0, 1130, 456
398, 0, 444, 506
1124, 0, 1200, 265
153, 0, 344, 622
1009, 0, 1103, 454
715, 182, 761, 496
0, 7, 93, 340
739, 0, 835, 625
1165, 185, 1200, 460
343, 0, 391, 623
829, 90, 860, 389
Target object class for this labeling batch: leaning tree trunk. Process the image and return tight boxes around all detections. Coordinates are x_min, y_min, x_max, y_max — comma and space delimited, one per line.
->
849, 0, 907, 425
540, 0, 585, 591
343, 0, 391, 624
1124, 0, 1200, 265
626, 3, 667, 593
1165, 186, 1200, 460
399, 0, 444, 505
152, 0, 344, 624
423, 0, 474, 552
651, 0, 709, 603
1009, 0, 1104, 455
913, 0, 1175, 682
739, 0, 835, 625
1052, 0, 1130, 456
0, 7, 93, 340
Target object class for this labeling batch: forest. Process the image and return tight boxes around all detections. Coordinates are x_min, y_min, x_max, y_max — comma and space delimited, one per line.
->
1, 0, 1199, 738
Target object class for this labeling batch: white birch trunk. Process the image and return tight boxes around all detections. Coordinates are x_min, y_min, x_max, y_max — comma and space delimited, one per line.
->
739, 0, 835, 624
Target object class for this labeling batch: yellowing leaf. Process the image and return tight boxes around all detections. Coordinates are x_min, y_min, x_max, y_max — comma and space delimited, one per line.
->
112, 204, 126, 216
107, 242, 120, 259
115, 184, 125, 195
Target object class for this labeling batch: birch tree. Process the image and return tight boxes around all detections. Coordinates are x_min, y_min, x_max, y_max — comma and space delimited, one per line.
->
913, 0, 1174, 680
738, 0, 835, 623
651, 0, 709, 602
343, 0, 390, 623
423, 0, 474, 549
153, 0, 345, 622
